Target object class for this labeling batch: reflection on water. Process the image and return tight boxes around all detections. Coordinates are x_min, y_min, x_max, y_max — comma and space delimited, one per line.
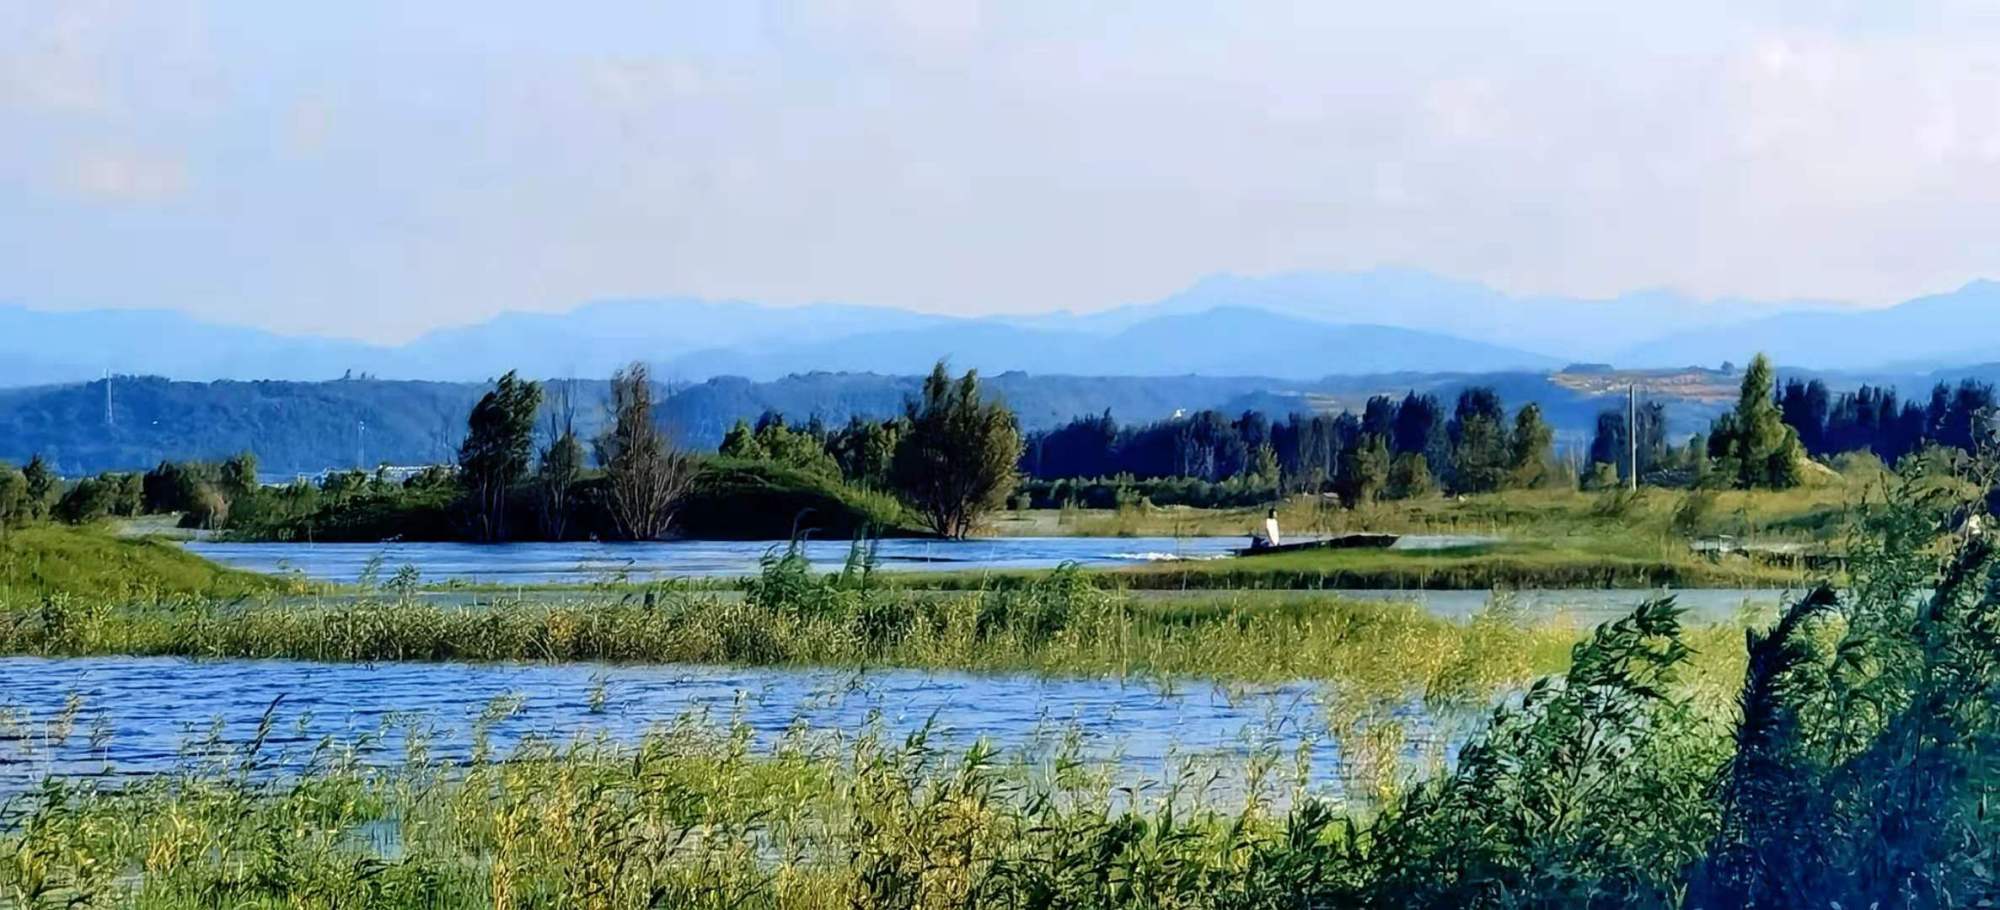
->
0, 656, 1385, 795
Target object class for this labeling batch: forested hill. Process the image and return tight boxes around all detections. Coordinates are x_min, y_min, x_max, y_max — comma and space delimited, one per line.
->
0, 373, 1282, 475
0, 365, 1926, 476
0, 377, 493, 477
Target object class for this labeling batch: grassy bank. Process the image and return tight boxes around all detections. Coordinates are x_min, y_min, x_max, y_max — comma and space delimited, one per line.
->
992, 482, 1869, 542
4, 570, 1988, 908
0, 525, 286, 602
895, 537, 1810, 592
1113, 538, 1808, 590
0, 565, 1638, 692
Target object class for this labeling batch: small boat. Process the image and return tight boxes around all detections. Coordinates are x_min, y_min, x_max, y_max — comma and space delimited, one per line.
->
1234, 510, 1398, 556
1235, 533, 1399, 557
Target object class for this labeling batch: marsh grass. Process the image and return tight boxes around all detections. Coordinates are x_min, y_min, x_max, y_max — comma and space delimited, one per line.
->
1000, 481, 1872, 543
0, 590, 1814, 910
0, 525, 290, 602
0, 562, 1620, 695
0, 705, 1364, 910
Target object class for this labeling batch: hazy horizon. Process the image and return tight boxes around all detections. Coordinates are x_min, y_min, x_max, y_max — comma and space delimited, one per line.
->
8, 2, 2000, 342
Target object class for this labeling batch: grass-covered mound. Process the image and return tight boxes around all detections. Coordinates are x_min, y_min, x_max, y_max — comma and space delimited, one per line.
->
228, 458, 913, 542
676, 458, 912, 539
0, 524, 282, 602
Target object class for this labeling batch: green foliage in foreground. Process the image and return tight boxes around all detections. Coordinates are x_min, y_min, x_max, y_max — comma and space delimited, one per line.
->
10, 472, 2000, 906
8, 465, 2000, 906
0, 524, 283, 602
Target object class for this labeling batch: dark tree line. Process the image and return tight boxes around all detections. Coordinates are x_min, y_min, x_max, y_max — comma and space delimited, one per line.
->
1588, 401, 1671, 482
1020, 386, 1555, 504
1777, 376, 1996, 463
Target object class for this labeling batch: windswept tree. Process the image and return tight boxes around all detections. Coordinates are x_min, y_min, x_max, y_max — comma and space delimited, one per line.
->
458, 370, 542, 542
598, 363, 693, 540
535, 378, 585, 541
891, 362, 1023, 539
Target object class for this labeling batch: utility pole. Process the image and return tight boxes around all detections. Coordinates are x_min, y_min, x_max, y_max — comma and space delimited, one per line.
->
356, 419, 366, 471
1628, 383, 1638, 492
103, 370, 113, 428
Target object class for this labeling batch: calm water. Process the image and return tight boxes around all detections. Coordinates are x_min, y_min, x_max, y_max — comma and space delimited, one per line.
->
185, 535, 1499, 586
0, 656, 1374, 794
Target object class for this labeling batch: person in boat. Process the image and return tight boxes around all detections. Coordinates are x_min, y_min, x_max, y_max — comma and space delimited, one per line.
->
1248, 508, 1282, 551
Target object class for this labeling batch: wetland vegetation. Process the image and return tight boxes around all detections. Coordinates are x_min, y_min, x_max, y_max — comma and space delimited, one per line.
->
7, 475, 2000, 907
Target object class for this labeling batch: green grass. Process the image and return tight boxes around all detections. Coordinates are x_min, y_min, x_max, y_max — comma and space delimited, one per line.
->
898, 537, 1811, 592
1114, 538, 1808, 590
0, 524, 288, 603
0, 589, 1854, 909
677, 458, 914, 539
0, 575, 1613, 691
996, 481, 1873, 543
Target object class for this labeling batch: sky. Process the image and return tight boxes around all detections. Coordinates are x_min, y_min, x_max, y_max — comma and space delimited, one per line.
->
5, 1, 2000, 343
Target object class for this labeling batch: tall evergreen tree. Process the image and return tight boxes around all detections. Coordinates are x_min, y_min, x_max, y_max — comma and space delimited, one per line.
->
1448, 388, 1509, 493
1712, 354, 1804, 489
1507, 403, 1555, 488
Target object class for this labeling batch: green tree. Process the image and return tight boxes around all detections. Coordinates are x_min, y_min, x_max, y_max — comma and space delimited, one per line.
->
1451, 414, 1509, 494
220, 451, 259, 497
1388, 452, 1433, 500
749, 419, 841, 479
21, 455, 56, 520
535, 379, 584, 541
535, 433, 584, 541
0, 463, 26, 534
599, 362, 693, 540
718, 420, 765, 460
55, 472, 142, 523
1236, 442, 1281, 498
1337, 433, 1391, 507
458, 370, 543, 542
1711, 354, 1806, 489
142, 460, 206, 514
184, 480, 230, 530
830, 417, 904, 490
891, 362, 1023, 539
1507, 403, 1555, 488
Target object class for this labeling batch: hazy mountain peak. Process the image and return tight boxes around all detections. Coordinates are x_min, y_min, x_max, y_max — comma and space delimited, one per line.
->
3, 269, 1999, 386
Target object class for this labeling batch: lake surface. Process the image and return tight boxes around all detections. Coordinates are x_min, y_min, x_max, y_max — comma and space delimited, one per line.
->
187, 535, 1493, 585
0, 656, 1379, 796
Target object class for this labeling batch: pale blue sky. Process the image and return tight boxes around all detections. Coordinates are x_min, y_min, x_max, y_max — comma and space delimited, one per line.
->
5, 1, 2000, 341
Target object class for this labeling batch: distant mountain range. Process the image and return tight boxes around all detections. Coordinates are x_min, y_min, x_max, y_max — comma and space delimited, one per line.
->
4, 268, 1995, 385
